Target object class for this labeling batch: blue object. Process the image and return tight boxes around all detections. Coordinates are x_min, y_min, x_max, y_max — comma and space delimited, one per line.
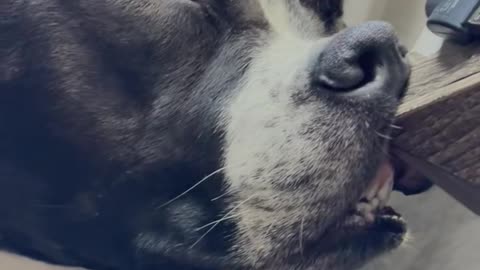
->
426, 0, 480, 43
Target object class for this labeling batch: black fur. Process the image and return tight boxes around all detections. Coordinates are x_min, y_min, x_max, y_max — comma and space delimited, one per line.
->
0, 1, 250, 269
300, 0, 344, 32
0, 1, 410, 270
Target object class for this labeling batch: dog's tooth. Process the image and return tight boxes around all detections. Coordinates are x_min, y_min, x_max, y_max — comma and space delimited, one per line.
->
356, 202, 376, 223
370, 198, 380, 209
365, 190, 376, 201
363, 183, 378, 200
364, 212, 375, 223
355, 203, 365, 212
387, 178, 394, 202
356, 202, 373, 214
365, 161, 393, 201
377, 177, 394, 207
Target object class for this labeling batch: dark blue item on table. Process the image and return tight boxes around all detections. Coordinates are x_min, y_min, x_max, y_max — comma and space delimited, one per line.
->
426, 0, 480, 43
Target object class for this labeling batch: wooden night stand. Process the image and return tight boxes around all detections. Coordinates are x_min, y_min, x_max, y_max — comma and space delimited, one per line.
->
394, 42, 480, 214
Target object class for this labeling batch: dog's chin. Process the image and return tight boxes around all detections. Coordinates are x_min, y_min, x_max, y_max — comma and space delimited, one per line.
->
301, 207, 407, 270
345, 159, 407, 242
290, 154, 430, 270
308, 155, 431, 267
313, 160, 407, 257
311, 210, 406, 263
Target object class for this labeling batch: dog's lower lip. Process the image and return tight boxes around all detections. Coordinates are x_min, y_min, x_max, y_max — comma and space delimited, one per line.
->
377, 205, 401, 217
347, 206, 406, 235
343, 204, 406, 237
372, 206, 407, 234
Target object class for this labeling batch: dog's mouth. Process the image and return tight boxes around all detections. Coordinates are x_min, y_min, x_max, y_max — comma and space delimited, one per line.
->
295, 157, 429, 263
346, 156, 432, 237
350, 160, 405, 234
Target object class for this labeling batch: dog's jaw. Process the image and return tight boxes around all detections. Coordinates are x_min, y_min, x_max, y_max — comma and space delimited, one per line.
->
220, 1, 399, 269
223, 34, 330, 266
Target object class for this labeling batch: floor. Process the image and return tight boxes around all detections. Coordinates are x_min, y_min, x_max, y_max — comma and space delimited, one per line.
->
361, 188, 480, 270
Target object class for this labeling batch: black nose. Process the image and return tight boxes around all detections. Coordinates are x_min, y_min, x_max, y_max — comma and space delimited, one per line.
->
314, 21, 410, 96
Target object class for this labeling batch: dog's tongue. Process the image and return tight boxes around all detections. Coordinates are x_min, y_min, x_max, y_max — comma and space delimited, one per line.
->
366, 157, 433, 201
374, 161, 394, 188
362, 160, 394, 204
356, 161, 394, 222
357, 159, 432, 222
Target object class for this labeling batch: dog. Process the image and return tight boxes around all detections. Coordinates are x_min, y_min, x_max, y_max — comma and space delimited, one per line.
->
0, 0, 431, 269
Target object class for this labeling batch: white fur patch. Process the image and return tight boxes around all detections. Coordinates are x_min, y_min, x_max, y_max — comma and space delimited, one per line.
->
221, 0, 336, 262
258, 0, 325, 39
224, 0, 332, 191
224, 35, 326, 189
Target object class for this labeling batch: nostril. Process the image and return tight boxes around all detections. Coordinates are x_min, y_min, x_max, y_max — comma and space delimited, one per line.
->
356, 51, 378, 88
314, 61, 365, 91
398, 44, 408, 58
314, 50, 378, 92
314, 21, 407, 95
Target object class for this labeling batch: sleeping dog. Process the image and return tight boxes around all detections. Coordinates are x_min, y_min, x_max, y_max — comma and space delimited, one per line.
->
0, 0, 428, 269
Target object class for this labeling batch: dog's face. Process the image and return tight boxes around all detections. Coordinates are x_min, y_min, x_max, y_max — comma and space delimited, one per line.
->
1, 0, 413, 269
131, 0, 410, 269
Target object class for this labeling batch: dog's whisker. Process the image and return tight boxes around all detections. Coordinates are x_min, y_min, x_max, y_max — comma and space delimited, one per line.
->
375, 131, 393, 141
194, 212, 242, 232
211, 189, 235, 202
390, 123, 403, 130
299, 216, 305, 258
189, 194, 255, 249
159, 167, 228, 208
264, 222, 275, 239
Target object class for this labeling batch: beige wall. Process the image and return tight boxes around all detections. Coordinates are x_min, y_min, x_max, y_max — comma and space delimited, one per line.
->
344, 0, 428, 49
344, 0, 388, 25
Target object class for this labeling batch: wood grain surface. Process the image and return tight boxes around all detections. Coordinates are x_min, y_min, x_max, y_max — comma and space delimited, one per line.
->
395, 42, 480, 185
